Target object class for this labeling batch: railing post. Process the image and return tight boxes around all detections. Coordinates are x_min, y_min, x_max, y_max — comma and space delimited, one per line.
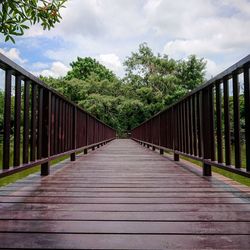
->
173, 107, 179, 161
41, 90, 51, 176
84, 148, 88, 154
160, 149, 164, 155
174, 153, 179, 161
70, 106, 77, 161
201, 88, 212, 176
152, 146, 155, 151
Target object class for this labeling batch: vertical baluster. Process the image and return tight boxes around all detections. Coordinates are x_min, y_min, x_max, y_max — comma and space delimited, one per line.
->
37, 87, 43, 160
209, 86, 215, 161
3, 70, 12, 169
192, 95, 197, 156
30, 83, 37, 162
54, 97, 58, 155
223, 77, 231, 166
232, 71, 241, 168
202, 88, 212, 176
71, 107, 77, 161
244, 63, 250, 172
50, 95, 55, 156
216, 81, 223, 163
197, 92, 202, 157
189, 98, 193, 155
23, 80, 30, 164
14, 75, 22, 167
180, 102, 184, 152
41, 90, 51, 176
59, 99, 62, 153
185, 100, 190, 154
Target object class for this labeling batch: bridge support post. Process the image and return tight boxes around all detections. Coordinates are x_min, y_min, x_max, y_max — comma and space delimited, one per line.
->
201, 88, 214, 176
160, 149, 164, 155
174, 153, 179, 161
97, 145, 100, 148
41, 90, 51, 176
147, 144, 149, 148
203, 162, 212, 176
92, 146, 95, 150
84, 148, 88, 154
152, 146, 155, 151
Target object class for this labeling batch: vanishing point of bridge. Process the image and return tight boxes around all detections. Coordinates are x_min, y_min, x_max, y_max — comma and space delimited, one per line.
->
0, 53, 250, 249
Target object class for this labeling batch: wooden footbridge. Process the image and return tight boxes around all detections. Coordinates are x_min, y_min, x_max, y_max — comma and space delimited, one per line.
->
0, 53, 250, 249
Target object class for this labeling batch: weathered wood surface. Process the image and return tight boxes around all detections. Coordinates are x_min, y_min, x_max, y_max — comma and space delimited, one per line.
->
0, 139, 250, 249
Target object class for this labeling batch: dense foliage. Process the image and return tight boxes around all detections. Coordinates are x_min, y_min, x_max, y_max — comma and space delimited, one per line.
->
41, 44, 207, 135
0, 0, 67, 43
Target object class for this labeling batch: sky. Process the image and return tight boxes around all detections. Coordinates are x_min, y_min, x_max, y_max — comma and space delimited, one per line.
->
0, 0, 250, 80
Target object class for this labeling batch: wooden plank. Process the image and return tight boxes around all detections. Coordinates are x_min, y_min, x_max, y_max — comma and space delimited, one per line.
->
0, 233, 249, 249
1, 220, 250, 234
0, 196, 248, 204
0, 210, 250, 222
1, 139, 250, 250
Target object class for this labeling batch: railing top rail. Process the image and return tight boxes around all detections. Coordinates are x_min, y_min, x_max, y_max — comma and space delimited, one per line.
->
0, 52, 115, 130
132, 54, 250, 130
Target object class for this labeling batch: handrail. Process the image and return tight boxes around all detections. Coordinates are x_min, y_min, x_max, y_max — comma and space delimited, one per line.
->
0, 53, 116, 178
131, 55, 250, 178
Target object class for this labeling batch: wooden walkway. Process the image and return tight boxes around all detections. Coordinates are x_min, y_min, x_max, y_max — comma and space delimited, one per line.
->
0, 139, 250, 249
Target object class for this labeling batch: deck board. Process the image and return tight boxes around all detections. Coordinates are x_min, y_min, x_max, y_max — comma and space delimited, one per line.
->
0, 139, 250, 249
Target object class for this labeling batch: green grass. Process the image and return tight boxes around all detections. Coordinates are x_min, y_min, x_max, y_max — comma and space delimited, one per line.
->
180, 155, 250, 187
0, 155, 69, 187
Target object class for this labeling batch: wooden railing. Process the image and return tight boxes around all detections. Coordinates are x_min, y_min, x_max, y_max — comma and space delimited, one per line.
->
131, 55, 250, 178
0, 53, 116, 178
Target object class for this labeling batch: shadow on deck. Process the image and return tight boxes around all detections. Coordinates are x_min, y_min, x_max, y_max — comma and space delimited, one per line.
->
0, 139, 250, 249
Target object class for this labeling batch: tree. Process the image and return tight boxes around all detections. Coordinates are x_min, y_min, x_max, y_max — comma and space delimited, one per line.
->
123, 43, 206, 115
42, 45, 207, 136
0, 0, 67, 43
66, 57, 117, 82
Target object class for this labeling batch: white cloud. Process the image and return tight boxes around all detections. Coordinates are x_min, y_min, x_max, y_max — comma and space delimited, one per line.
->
5, 0, 250, 82
0, 48, 27, 64
98, 53, 122, 74
33, 61, 70, 78
32, 62, 49, 70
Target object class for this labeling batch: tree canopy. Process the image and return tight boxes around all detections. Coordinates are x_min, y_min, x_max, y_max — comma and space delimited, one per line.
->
66, 57, 117, 82
41, 43, 207, 135
0, 0, 67, 43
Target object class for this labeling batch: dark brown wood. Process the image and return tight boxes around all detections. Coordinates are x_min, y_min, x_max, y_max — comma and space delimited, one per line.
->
223, 77, 231, 166
197, 92, 202, 158
23, 80, 30, 164
13, 75, 22, 167
50, 94, 55, 156
209, 86, 215, 161
30, 83, 37, 162
2, 69, 12, 169
189, 98, 193, 155
0, 139, 250, 250
232, 71, 241, 168
71, 107, 77, 161
202, 88, 212, 176
244, 63, 250, 172
192, 95, 197, 156
216, 81, 223, 163
41, 90, 51, 176
37, 87, 43, 160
